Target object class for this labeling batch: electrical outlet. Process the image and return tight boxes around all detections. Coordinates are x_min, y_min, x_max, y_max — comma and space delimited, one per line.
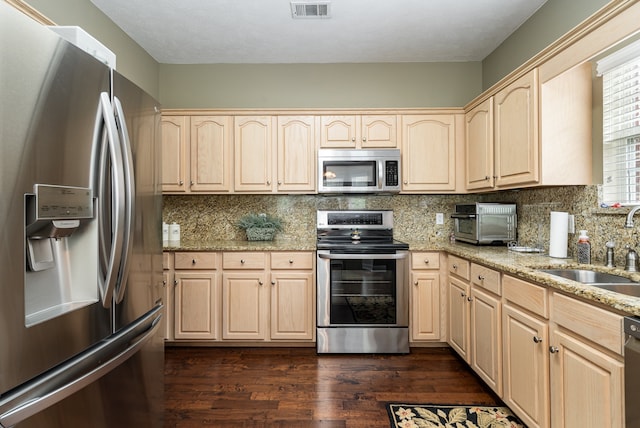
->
436, 213, 444, 225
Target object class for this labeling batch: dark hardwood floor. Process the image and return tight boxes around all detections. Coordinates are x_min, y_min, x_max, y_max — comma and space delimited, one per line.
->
164, 346, 500, 427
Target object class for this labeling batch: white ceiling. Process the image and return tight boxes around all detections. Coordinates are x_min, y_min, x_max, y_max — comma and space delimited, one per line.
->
89, 0, 548, 64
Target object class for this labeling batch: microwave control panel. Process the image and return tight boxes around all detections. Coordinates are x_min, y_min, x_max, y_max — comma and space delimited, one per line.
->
385, 161, 399, 186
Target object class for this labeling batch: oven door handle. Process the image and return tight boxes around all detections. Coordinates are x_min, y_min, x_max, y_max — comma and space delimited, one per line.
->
318, 252, 408, 260
451, 213, 476, 219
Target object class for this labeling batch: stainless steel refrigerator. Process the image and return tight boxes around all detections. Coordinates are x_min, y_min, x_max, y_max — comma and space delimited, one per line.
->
0, 3, 164, 427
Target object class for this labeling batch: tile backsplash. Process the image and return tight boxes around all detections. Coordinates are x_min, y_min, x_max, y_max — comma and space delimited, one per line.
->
163, 185, 640, 267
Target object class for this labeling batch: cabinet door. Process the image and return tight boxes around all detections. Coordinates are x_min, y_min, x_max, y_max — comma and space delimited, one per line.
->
410, 272, 440, 341
448, 276, 470, 362
470, 287, 502, 396
190, 116, 232, 192
174, 271, 218, 340
277, 116, 316, 193
361, 115, 397, 148
502, 303, 550, 428
319, 116, 358, 148
234, 116, 276, 192
270, 272, 314, 340
465, 98, 494, 191
222, 272, 268, 340
549, 329, 624, 428
494, 70, 539, 188
161, 116, 189, 192
401, 115, 457, 192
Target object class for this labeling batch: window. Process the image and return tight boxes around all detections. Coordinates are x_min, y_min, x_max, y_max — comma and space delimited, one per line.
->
598, 40, 640, 205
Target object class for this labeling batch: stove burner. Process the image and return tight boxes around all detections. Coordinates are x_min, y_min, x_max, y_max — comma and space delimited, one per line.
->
316, 210, 408, 251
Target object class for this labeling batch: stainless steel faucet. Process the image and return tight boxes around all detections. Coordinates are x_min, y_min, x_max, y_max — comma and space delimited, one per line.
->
625, 206, 640, 227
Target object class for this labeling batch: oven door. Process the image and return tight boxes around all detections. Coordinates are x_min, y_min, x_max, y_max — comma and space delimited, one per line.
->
451, 213, 478, 244
317, 250, 408, 327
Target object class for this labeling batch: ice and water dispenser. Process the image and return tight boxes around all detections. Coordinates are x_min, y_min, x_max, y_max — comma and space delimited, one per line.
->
24, 184, 98, 326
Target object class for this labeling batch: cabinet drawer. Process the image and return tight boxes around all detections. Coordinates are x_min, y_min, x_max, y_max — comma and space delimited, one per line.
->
163, 252, 172, 270
174, 252, 218, 270
503, 275, 548, 318
448, 255, 470, 280
411, 252, 440, 270
223, 252, 266, 269
471, 263, 501, 295
551, 291, 623, 355
270, 252, 314, 270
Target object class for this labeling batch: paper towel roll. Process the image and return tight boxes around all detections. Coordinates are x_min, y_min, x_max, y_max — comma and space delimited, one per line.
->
549, 211, 569, 258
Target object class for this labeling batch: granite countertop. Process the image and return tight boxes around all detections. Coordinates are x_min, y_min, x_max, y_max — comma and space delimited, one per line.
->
164, 238, 640, 316
409, 240, 640, 317
164, 238, 317, 252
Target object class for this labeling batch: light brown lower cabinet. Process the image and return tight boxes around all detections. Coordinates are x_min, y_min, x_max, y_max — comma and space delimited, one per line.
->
165, 251, 315, 344
410, 252, 442, 342
449, 265, 626, 428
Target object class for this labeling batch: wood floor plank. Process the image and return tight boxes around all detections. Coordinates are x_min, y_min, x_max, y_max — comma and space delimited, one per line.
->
164, 346, 499, 427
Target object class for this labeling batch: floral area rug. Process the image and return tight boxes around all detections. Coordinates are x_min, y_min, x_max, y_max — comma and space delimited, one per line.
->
387, 404, 526, 428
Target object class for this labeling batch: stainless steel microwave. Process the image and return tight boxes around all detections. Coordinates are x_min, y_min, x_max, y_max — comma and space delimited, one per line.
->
452, 203, 517, 245
318, 149, 401, 194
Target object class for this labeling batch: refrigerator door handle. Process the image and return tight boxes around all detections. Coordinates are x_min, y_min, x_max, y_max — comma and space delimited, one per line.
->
0, 304, 163, 428
112, 96, 136, 304
95, 92, 126, 308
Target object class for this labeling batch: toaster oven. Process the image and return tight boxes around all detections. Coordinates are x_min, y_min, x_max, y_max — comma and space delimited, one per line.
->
452, 203, 517, 245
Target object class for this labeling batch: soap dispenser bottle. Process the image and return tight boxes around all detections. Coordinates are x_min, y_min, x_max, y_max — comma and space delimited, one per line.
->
577, 230, 591, 264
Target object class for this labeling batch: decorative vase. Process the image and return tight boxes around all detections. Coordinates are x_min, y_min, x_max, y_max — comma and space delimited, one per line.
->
245, 227, 276, 241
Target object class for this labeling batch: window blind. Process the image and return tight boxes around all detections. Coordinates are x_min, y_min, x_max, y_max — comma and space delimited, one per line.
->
600, 41, 640, 205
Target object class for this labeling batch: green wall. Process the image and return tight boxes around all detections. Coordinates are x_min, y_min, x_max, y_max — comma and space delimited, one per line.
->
21, 0, 610, 108
481, 0, 610, 90
159, 62, 482, 109
24, 0, 160, 99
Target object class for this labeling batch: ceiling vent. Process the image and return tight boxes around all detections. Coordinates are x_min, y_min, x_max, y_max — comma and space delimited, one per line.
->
290, 1, 331, 19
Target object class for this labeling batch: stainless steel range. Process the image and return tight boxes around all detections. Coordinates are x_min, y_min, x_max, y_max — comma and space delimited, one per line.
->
316, 210, 409, 354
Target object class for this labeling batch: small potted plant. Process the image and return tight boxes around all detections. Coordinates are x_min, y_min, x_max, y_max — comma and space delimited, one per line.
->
237, 213, 283, 241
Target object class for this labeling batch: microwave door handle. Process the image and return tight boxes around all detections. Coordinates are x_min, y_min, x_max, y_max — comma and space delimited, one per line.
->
378, 162, 383, 189
451, 214, 476, 219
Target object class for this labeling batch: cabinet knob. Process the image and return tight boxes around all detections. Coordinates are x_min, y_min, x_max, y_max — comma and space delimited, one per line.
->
533, 336, 543, 344
266, 180, 271, 185
452, 264, 458, 270
190, 180, 194, 186
162, 280, 167, 287
460, 292, 466, 298
271, 280, 276, 285
362, 137, 367, 142
549, 346, 559, 354
424, 259, 430, 265
467, 296, 473, 302
278, 181, 282, 185
192, 259, 196, 264
403, 180, 408, 184
351, 137, 356, 142
414, 281, 419, 286
173, 279, 178, 286
478, 275, 485, 281
485, 176, 490, 181
179, 180, 184, 185
289, 259, 294, 264
240, 259, 245, 264
258, 280, 264, 286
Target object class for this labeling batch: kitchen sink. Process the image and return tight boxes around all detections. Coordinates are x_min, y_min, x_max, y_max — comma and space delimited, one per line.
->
539, 269, 634, 283
539, 269, 640, 298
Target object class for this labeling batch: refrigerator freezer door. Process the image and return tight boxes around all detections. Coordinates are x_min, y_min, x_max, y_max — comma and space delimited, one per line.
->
0, 2, 112, 394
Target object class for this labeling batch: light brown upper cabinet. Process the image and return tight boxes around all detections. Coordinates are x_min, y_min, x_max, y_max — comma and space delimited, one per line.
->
319, 115, 398, 149
161, 116, 189, 193
161, 115, 233, 193
465, 64, 592, 192
465, 99, 494, 191
401, 114, 463, 193
234, 115, 316, 193
234, 116, 277, 192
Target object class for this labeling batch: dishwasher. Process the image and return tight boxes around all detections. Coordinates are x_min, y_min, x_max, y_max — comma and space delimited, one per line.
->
625, 316, 640, 427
